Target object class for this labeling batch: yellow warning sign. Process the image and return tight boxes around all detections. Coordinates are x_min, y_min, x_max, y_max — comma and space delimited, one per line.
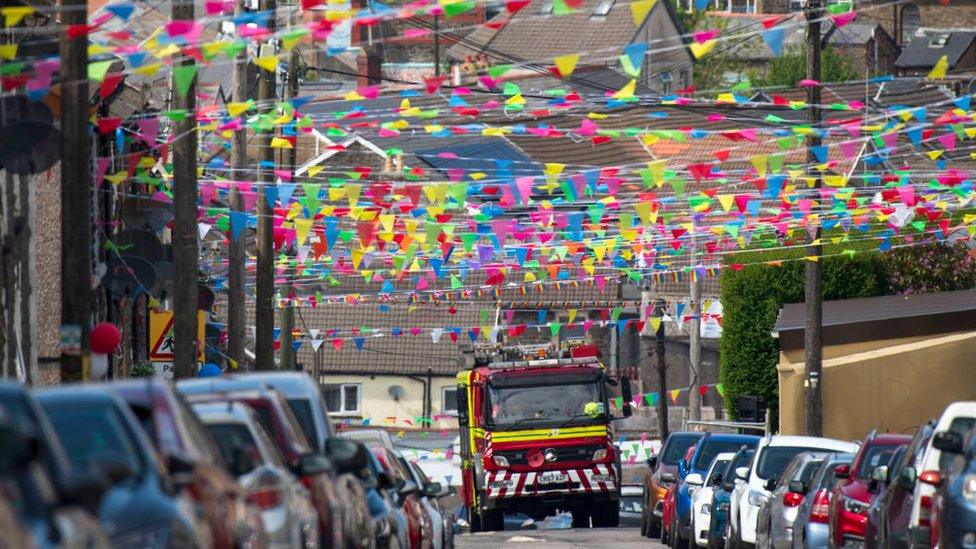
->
149, 310, 205, 362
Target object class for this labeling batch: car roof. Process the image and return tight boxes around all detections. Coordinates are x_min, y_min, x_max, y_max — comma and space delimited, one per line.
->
704, 433, 761, 442
714, 452, 737, 461
936, 401, 976, 428
192, 401, 255, 423
764, 435, 859, 453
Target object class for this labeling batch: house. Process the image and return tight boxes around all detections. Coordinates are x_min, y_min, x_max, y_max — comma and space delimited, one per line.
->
895, 28, 976, 76
446, 0, 694, 96
775, 290, 976, 440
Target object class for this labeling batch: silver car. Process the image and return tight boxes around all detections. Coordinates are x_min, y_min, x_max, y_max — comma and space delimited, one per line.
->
757, 452, 830, 549
193, 401, 319, 549
403, 459, 454, 549
791, 453, 855, 549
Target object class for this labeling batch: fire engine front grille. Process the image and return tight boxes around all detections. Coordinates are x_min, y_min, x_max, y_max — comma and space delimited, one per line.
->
496, 445, 603, 465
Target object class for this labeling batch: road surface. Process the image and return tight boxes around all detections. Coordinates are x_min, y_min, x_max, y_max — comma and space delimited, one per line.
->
456, 527, 665, 548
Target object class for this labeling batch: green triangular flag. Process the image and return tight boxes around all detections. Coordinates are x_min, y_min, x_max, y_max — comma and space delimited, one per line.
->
87, 60, 113, 83
173, 64, 198, 98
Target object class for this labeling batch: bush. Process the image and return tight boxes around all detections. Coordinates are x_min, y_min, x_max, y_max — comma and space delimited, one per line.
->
885, 242, 976, 294
131, 361, 156, 378
719, 249, 889, 419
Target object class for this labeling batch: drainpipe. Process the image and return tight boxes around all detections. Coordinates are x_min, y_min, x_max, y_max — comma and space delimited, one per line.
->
406, 374, 430, 426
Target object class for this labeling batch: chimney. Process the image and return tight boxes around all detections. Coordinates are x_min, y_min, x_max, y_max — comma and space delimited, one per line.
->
356, 50, 383, 88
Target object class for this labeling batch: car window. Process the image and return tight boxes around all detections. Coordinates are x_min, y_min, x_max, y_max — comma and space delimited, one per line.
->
723, 450, 755, 483
939, 417, 976, 470
855, 444, 902, 480
694, 440, 754, 470
206, 423, 259, 474
777, 456, 804, 485
816, 458, 852, 490
412, 463, 431, 484
179, 400, 224, 467
286, 399, 317, 449
662, 434, 703, 466
252, 420, 287, 468
44, 402, 144, 478
708, 460, 731, 486
756, 447, 825, 480
799, 460, 822, 485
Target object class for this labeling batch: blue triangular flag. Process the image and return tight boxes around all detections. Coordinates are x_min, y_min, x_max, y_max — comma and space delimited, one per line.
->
810, 145, 829, 163
229, 211, 248, 241
264, 185, 278, 208
761, 28, 784, 57
106, 2, 135, 20
623, 42, 648, 73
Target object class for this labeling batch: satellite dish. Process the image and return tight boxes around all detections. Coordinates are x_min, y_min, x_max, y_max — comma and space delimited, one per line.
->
0, 95, 59, 175
388, 385, 405, 401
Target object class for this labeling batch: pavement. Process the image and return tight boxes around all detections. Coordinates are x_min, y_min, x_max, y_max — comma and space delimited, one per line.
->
456, 527, 665, 548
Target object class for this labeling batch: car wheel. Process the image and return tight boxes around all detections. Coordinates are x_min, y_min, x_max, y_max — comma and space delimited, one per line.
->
728, 519, 741, 549
648, 515, 662, 538
672, 518, 688, 549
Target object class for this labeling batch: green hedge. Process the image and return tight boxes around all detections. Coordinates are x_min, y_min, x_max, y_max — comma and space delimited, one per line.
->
718, 248, 890, 419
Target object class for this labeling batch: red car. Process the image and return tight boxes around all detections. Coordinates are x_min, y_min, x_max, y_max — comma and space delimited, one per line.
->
661, 446, 695, 545
186, 389, 344, 549
112, 380, 264, 549
373, 447, 432, 549
829, 432, 912, 547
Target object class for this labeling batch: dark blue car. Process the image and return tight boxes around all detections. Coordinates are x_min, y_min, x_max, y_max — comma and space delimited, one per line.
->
929, 429, 976, 548
709, 447, 755, 548
671, 434, 760, 548
36, 386, 204, 548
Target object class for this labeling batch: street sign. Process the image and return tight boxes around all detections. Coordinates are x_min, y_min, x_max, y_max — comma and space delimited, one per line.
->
149, 310, 205, 362
152, 362, 174, 380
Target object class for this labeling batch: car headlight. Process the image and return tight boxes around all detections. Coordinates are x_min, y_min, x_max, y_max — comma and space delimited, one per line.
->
492, 455, 509, 467
748, 490, 768, 507
841, 495, 869, 515
963, 474, 976, 503
592, 448, 608, 461
701, 503, 711, 515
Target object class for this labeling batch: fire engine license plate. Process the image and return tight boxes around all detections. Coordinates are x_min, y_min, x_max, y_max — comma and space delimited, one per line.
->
537, 472, 569, 484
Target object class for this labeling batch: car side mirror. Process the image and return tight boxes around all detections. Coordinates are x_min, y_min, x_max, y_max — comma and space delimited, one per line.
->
685, 473, 704, 486
834, 464, 851, 479
167, 452, 197, 488
647, 456, 658, 469
788, 480, 807, 495
723, 480, 736, 492
456, 387, 469, 428
735, 466, 749, 480
660, 472, 676, 484
325, 438, 368, 474
764, 478, 777, 491
711, 473, 723, 486
423, 482, 443, 498
297, 453, 333, 477
932, 431, 964, 454
897, 466, 916, 489
96, 458, 136, 484
58, 473, 110, 515
871, 465, 889, 483
620, 377, 633, 418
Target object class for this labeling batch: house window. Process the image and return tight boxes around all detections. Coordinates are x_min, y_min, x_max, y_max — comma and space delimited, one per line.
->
539, 0, 553, 14
592, 0, 615, 17
323, 383, 361, 415
901, 3, 920, 44
441, 386, 459, 414
661, 71, 673, 95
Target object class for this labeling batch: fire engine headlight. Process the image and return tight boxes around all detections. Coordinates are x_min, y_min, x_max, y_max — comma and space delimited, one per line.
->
592, 448, 608, 461
493, 455, 509, 467
544, 449, 558, 463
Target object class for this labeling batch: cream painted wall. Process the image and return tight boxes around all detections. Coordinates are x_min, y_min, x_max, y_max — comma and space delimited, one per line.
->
320, 374, 460, 430
778, 331, 976, 440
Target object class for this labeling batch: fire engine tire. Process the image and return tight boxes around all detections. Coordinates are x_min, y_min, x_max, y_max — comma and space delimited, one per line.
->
480, 509, 504, 532
591, 502, 620, 528
571, 507, 592, 528
468, 506, 481, 533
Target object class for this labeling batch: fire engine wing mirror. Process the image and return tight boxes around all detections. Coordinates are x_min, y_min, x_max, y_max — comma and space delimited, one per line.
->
620, 377, 633, 418
456, 387, 469, 428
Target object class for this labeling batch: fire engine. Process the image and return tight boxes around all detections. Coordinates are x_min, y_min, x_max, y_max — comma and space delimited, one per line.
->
455, 345, 633, 531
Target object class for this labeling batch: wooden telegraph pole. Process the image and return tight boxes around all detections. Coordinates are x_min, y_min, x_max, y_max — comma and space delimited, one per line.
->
227, 0, 248, 370
171, 0, 200, 379
654, 298, 670, 441
254, 0, 277, 370
804, 0, 824, 436
59, 0, 92, 382
279, 45, 299, 371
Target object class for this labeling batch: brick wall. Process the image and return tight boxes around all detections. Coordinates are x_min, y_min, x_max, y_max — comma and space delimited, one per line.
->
859, 0, 976, 46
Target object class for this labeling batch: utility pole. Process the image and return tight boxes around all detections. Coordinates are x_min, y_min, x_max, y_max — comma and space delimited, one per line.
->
171, 0, 200, 379
804, 0, 824, 437
227, 0, 248, 371
688, 223, 701, 422
254, 0, 277, 370
654, 297, 670, 441
279, 45, 299, 371
59, 0, 92, 383
433, 14, 441, 77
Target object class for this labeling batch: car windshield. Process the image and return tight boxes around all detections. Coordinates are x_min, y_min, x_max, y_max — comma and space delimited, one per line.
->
486, 374, 605, 429
855, 444, 902, 480
940, 417, 975, 470
756, 446, 824, 480
286, 399, 316, 448
43, 401, 144, 479
662, 434, 704, 466
694, 440, 753, 470
620, 495, 643, 512
708, 460, 731, 485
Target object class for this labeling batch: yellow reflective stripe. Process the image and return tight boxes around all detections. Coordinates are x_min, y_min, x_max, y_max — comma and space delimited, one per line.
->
488, 425, 607, 443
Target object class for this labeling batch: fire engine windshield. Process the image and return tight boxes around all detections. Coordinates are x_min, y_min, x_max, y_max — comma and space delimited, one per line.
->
485, 372, 606, 429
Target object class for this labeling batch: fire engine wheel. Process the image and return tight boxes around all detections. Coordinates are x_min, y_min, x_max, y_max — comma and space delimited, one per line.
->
479, 509, 504, 532
571, 507, 592, 528
468, 506, 482, 533
591, 502, 620, 528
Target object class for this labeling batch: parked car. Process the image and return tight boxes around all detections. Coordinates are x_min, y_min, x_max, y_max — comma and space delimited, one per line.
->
0, 382, 110, 548
876, 421, 936, 549
902, 402, 976, 549
865, 445, 908, 549
182, 388, 345, 548
756, 451, 828, 549
36, 385, 206, 548
672, 434, 761, 548
791, 453, 854, 549
662, 446, 696, 545
619, 485, 644, 528
340, 429, 396, 451
114, 379, 260, 549
709, 447, 755, 549
728, 436, 859, 548
689, 452, 735, 548
924, 426, 976, 549
403, 460, 454, 549
0, 404, 49, 549
829, 432, 913, 548
194, 400, 319, 549
373, 447, 432, 548
363, 449, 406, 548
643, 432, 705, 538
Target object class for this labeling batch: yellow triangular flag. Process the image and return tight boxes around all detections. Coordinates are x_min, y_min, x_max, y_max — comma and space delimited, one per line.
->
612, 79, 637, 99
307, 165, 325, 177
928, 55, 948, 79
554, 53, 580, 77
254, 55, 278, 73
630, 0, 655, 26
270, 137, 293, 148
690, 40, 717, 59
0, 44, 16, 61
2, 6, 35, 27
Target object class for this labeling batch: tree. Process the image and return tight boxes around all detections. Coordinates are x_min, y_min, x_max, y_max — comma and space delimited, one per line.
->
754, 46, 857, 87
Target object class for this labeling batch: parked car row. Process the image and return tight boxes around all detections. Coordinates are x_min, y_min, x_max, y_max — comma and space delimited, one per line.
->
640, 401, 976, 549
0, 372, 456, 549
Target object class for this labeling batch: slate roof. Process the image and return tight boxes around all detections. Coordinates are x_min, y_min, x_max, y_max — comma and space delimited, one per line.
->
895, 29, 976, 69
774, 290, 976, 332
718, 15, 891, 61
